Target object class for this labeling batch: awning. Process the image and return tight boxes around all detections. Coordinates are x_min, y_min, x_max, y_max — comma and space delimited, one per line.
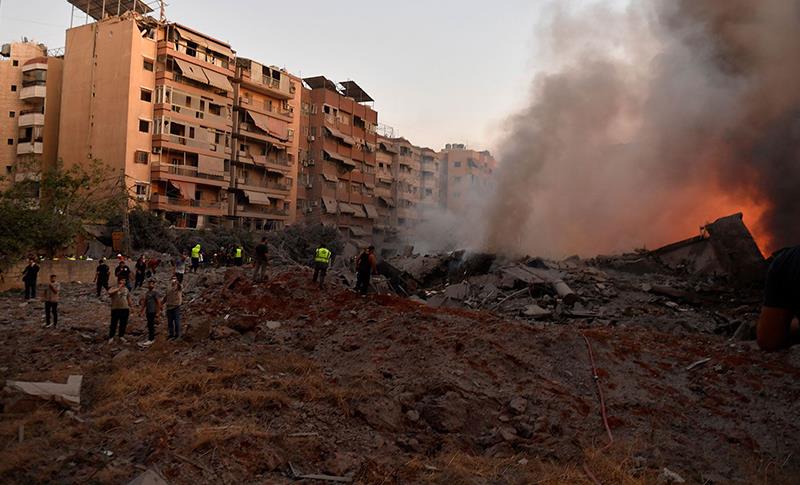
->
324, 126, 354, 146
379, 196, 396, 207
321, 197, 337, 214
364, 179, 375, 189
174, 58, 209, 85
338, 202, 356, 214
364, 204, 378, 219
324, 150, 357, 168
203, 67, 233, 92
175, 26, 234, 59
351, 204, 368, 218
380, 141, 398, 153
244, 190, 271, 205
366, 142, 378, 152
321, 173, 338, 182
246, 109, 271, 133
348, 226, 370, 237
378, 177, 392, 184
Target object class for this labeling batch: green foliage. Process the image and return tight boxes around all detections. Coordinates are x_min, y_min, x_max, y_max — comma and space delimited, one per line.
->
265, 223, 344, 264
0, 159, 124, 266
173, 225, 255, 256
128, 208, 177, 254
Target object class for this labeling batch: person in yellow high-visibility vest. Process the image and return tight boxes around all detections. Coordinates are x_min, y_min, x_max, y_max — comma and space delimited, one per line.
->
234, 246, 243, 267
312, 243, 332, 288
190, 244, 201, 273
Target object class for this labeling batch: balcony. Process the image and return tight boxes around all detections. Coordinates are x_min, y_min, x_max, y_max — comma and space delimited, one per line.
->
241, 73, 294, 100
17, 140, 43, 155
150, 194, 224, 215
151, 163, 229, 186
20, 85, 46, 101
236, 205, 290, 219
18, 112, 45, 127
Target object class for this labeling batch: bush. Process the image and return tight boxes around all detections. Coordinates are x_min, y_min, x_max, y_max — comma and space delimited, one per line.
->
128, 208, 177, 254
173, 225, 255, 257
265, 223, 343, 264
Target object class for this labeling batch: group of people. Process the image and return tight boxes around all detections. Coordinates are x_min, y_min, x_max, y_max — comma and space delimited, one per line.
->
311, 243, 378, 296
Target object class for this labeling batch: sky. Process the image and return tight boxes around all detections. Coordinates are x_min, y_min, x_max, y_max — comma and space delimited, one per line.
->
0, 0, 548, 153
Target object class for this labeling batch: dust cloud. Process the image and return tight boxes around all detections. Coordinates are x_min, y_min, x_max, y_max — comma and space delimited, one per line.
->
481, 0, 800, 257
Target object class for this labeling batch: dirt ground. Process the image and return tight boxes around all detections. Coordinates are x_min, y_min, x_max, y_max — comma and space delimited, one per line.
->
0, 264, 798, 484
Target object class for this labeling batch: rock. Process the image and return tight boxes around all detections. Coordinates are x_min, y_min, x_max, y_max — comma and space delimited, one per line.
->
658, 467, 686, 484
499, 426, 518, 442
265, 321, 281, 330
211, 325, 239, 340
356, 397, 403, 432
420, 391, 469, 433
325, 451, 360, 477
523, 305, 551, 319
113, 350, 132, 362
508, 396, 528, 414
188, 319, 211, 341
405, 410, 420, 422
515, 422, 534, 439
227, 315, 259, 333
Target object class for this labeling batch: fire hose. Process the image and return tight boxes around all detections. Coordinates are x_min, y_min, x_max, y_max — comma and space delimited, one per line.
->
582, 332, 614, 443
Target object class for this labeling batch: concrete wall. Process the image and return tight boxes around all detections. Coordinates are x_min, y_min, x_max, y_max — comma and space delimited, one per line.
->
0, 260, 97, 292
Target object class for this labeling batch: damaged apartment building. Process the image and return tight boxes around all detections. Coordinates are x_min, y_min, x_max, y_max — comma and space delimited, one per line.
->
2, 0, 498, 240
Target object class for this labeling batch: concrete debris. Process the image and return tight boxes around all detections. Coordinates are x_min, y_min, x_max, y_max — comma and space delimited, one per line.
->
5, 375, 83, 409
127, 469, 169, 485
523, 304, 551, 319
508, 396, 528, 414
658, 467, 686, 484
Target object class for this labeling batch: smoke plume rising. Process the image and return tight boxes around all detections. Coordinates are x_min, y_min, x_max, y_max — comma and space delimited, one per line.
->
482, 0, 800, 257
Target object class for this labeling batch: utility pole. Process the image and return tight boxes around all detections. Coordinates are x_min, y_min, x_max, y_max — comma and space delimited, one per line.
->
160, 0, 166, 23
120, 169, 132, 256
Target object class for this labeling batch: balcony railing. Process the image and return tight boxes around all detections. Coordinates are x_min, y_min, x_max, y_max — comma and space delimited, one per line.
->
151, 194, 223, 209
152, 163, 227, 181
237, 178, 291, 192
236, 205, 289, 217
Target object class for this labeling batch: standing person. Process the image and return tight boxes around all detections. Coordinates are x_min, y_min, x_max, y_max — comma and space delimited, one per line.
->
757, 246, 800, 351
174, 252, 187, 284
108, 278, 132, 344
253, 237, 269, 282
312, 243, 332, 289
146, 256, 161, 277
43, 274, 60, 328
134, 255, 147, 290
94, 258, 110, 297
115, 259, 132, 291
234, 245, 243, 267
21, 257, 40, 300
190, 244, 201, 273
163, 277, 183, 340
138, 279, 161, 346
354, 246, 378, 296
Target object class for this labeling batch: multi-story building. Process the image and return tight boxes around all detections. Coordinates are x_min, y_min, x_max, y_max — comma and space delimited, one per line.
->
375, 136, 398, 236
390, 137, 422, 231
296, 76, 379, 241
440, 143, 497, 212
0, 41, 63, 193
418, 146, 441, 218
231, 58, 300, 230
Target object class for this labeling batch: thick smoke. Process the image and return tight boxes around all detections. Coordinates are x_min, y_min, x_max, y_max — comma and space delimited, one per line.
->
482, 0, 800, 257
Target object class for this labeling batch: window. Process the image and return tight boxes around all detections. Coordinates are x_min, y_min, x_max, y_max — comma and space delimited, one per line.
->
12, 60, 18, 67
143, 59, 154, 72
323, 105, 331, 114
134, 150, 149, 164
11, 85, 17, 92
134, 183, 148, 196
188, 127, 195, 138
138, 119, 150, 133
7, 139, 13, 145
209, 103, 222, 116
140, 89, 152, 102
454, 161, 462, 167
5, 166, 11, 174
9, 111, 15, 118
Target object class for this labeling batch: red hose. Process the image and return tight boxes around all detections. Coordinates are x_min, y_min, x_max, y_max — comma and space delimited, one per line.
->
582, 332, 614, 444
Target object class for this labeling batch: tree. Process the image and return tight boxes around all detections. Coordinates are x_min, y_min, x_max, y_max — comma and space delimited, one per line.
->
0, 159, 125, 265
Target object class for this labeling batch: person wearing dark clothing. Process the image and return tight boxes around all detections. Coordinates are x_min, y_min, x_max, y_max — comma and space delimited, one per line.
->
22, 258, 40, 300
43, 274, 60, 328
163, 278, 183, 340
253, 237, 269, 282
108, 278, 132, 343
312, 244, 332, 288
134, 256, 147, 289
234, 246, 243, 267
115, 260, 132, 291
94, 258, 110, 297
757, 246, 800, 351
146, 257, 161, 277
355, 246, 378, 296
139, 280, 160, 345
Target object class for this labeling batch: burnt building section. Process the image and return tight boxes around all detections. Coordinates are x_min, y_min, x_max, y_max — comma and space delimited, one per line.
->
651, 213, 766, 286
296, 76, 378, 243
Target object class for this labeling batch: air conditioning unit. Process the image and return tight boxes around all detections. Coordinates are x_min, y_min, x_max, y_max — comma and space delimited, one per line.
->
305, 207, 313, 214
311, 201, 319, 207
152, 147, 162, 154
307, 135, 315, 142
306, 159, 315, 166
136, 194, 147, 201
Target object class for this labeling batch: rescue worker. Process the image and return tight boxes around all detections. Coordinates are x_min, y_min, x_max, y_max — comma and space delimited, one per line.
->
354, 246, 378, 296
757, 245, 800, 351
234, 245, 243, 267
312, 243, 332, 288
190, 243, 201, 273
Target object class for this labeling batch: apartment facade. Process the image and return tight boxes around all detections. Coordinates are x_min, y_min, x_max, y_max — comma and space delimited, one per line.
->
0, 41, 63, 192
440, 143, 497, 213
231, 58, 300, 230
375, 136, 398, 235
296, 76, 379, 241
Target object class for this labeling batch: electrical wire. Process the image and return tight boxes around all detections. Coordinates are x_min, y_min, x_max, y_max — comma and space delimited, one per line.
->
582, 332, 614, 444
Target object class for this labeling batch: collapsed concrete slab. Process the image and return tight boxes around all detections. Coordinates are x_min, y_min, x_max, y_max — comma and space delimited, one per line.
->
5, 375, 83, 409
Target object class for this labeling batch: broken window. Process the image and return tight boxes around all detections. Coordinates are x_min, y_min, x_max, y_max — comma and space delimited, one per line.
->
143, 59, 154, 72
354, 116, 365, 130
138, 119, 150, 133
134, 151, 149, 164
209, 103, 222, 116
140, 89, 152, 102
